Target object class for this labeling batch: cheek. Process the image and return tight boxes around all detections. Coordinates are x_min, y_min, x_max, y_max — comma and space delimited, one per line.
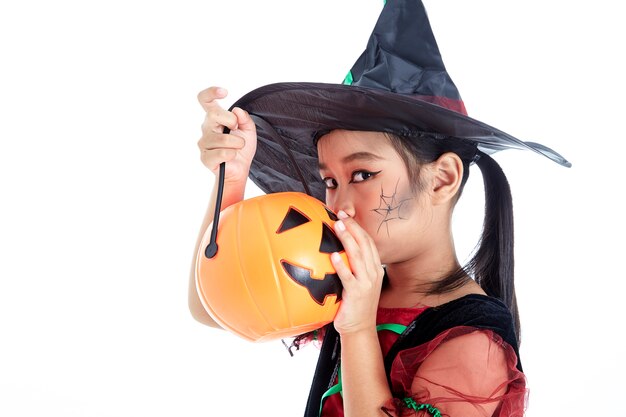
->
324, 190, 336, 212
363, 186, 420, 245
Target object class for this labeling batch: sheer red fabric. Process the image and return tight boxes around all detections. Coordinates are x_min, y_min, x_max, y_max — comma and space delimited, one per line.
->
318, 307, 527, 417
382, 326, 528, 417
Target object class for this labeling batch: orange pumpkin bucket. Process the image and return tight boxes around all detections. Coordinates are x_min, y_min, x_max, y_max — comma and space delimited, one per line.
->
195, 192, 347, 342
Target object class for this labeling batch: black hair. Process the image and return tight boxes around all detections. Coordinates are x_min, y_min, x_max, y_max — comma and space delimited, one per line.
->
387, 132, 520, 344
470, 151, 520, 343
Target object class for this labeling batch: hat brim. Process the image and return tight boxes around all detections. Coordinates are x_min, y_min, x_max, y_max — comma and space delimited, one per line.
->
232, 82, 570, 201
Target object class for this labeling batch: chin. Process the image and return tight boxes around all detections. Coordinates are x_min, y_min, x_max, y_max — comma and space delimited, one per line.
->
378, 251, 392, 266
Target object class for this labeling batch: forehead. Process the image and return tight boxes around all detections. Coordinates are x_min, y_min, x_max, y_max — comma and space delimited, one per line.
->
316, 130, 395, 163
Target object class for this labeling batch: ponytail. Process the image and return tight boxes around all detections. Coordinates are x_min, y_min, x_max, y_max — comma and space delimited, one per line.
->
469, 151, 520, 343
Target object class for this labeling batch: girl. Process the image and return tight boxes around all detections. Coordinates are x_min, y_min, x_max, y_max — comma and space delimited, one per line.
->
189, 1, 569, 416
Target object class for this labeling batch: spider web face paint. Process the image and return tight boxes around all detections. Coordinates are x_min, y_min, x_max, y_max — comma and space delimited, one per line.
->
371, 179, 413, 236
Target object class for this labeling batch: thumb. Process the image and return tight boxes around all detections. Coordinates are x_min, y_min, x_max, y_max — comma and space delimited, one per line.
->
232, 107, 256, 134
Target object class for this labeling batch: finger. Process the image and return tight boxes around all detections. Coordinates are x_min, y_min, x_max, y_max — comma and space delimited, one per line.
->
335, 216, 382, 278
364, 229, 382, 271
232, 107, 256, 134
336, 211, 371, 248
336, 216, 376, 259
340, 217, 373, 253
197, 132, 246, 152
370, 242, 383, 277
202, 107, 239, 134
333, 219, 370, 279
197, 86, 228, 112
200, 148, 238, 171
331, 252, 355, 286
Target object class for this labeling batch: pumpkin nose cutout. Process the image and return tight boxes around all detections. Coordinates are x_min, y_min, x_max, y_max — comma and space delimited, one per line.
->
319, 223, 344, 253
324, 207, 338, 221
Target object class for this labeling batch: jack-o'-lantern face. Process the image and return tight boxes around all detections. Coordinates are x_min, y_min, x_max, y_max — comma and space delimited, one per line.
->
277, 205, 343, 306
195, 192, 348, 342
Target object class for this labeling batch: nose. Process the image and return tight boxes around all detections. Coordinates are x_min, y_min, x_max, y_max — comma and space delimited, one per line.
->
326, 187, 355, 218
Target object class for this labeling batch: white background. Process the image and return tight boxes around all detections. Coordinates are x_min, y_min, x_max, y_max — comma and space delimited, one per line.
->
1, 1, 624, 416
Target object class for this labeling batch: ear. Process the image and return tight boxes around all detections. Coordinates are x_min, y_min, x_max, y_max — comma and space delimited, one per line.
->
429, 152, 464, 206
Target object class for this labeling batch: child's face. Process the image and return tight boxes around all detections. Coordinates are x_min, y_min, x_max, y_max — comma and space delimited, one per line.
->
317, 130, 433, 264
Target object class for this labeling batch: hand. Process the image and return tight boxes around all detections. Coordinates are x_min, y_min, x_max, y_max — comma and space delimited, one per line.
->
330, 211, 385, 335
197, 87, 257, 185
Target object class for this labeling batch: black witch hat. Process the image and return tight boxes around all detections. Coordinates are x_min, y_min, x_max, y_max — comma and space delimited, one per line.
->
231, 0, 571, 202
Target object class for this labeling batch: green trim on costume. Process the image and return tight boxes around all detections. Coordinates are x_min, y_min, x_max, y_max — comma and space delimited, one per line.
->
318, 323, 407, 416
376, 323, 407, 334
319, 366, 342, 417
403, 398, 442, 417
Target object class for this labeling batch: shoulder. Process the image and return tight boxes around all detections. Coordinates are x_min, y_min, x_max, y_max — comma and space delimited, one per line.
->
415, 294, 516, 341
415, 329, 510, 382
431, 293, 511, 316
417, 327, 514, 371
403, 328, 526, 417
385, 294, 522, 373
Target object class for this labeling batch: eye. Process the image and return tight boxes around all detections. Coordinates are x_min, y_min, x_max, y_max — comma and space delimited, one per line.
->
350, 170, 381, 184
322, 177, 338, 189
276, 207, 311, 234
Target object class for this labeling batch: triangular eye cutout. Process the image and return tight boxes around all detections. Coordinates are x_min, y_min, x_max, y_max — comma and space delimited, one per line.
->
319, 223, 344, 254
324, 207, 338, 221
276, 207, 311, 234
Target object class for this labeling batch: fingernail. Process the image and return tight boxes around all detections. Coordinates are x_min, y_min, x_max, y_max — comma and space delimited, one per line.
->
216, 87, 227, 95
337, 210, 348, 219
334, 220, 345, 232
331, 252, 342, 263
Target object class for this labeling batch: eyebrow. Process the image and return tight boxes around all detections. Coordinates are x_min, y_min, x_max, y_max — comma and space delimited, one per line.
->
318, 151, 384, 170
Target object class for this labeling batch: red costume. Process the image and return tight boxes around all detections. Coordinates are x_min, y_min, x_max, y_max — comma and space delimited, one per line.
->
306, 295, 527, 417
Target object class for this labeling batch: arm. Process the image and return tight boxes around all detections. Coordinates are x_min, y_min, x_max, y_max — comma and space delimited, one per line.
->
340, 330, 393, 416
187, 174, 246, 326
411, 331, 509, 416
382, 329, 525, 417
188, 87, 257, 327
330, 211, 391, 416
